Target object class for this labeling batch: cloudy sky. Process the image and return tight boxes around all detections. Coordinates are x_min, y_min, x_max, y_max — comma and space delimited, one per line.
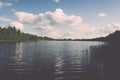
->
0, 0, 120, 39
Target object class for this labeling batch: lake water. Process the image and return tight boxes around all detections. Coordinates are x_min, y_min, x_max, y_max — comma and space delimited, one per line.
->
0, 41, 119, 80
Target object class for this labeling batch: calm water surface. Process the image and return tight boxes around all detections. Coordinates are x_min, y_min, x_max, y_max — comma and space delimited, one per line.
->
0, 41, 118, 80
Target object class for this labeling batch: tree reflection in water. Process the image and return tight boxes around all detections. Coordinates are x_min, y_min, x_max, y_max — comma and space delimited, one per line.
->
0, 41, 119, 80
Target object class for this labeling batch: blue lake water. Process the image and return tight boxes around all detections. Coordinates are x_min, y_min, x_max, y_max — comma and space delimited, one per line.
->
0, 41, 119, 80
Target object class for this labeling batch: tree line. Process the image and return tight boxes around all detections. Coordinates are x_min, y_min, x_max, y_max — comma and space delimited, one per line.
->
0, 26, 54, 41
80, 30, 120, 43
1, 26, 119, 42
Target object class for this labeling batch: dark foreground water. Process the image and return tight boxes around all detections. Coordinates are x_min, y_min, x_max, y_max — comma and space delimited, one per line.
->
0, 41, 120, 80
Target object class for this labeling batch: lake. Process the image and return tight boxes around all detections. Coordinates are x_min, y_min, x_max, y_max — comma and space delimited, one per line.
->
0, 41, 120, 80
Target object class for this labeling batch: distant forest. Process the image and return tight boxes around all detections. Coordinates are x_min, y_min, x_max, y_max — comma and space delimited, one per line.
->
80, 30, 120, 43
0, 26, 54, 41
56, 30, 120, 43
0, 26, 120, 43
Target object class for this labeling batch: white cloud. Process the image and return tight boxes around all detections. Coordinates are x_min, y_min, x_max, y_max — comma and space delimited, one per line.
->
98, 13, 107, 17
10, 21, 24, 30
0, 1, 12, 8
15, 8, 82, 27
14, 9, 120, 39
0, 16, 13, 22
102, 23, 120, 33
15, 12, 37, 24
14, 8, 83, 38
0, 16, 24, 31
53, 0, 60, 3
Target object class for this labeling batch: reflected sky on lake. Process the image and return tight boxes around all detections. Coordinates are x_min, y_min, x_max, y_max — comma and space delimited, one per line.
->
0, 41, 108, 80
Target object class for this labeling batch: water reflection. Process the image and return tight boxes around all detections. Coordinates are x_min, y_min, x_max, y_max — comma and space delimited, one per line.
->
0, 43, 19, 80
10, 42, 30, 73
11, 42, 24, 65
54, 56, 64, 74
0, 41, 118, 80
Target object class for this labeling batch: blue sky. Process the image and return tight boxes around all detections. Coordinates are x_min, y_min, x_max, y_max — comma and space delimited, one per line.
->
0, 0, 120, 39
